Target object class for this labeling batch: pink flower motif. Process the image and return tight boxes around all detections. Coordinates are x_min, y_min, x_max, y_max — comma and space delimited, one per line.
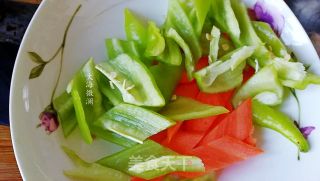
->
38, 104, 59, 134
300, 126, 316, 139
253, 0, 285, 35
294, 121, 315, 139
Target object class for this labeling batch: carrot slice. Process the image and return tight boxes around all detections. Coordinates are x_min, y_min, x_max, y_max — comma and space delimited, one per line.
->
183, 116, 219, 132
179, 71, 193, 84
196, 90, 234, 107
189, 142, 240, 170
183, 90, 234, 132
243, 125, 257, 146
196, 57, 209, 70
244, 135, 257, 146
243, 66, 255, 83
188, 136, 263, 170
199, 99, 253, 146
161, 130, 203, 154
149, 130, 167, 143
166, 122, 183, 142
208, 136, 263, 159
175, 82, 199, 99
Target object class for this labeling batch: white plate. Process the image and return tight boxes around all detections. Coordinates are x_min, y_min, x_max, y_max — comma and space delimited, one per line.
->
10, 0, 320, 180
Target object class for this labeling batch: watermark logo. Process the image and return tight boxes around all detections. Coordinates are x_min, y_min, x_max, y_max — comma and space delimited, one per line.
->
85, 72, 94, 105
128, 155, 193, 172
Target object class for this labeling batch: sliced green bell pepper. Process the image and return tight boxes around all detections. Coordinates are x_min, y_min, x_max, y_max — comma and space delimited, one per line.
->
90, 126, 137, 148
195, 46, 256, 93
199, 17, 215, 56
272, 58, 306, 83
98, 74, 123, 106
179, 0, 211, 37
271, 58, 320, 89
150, 63, 182, 103
282, 73, 320, 90
230, 0, 271, 66
95, 103, 175, 144
202, 62, 246, 93
105, 38, 142, 61
160, 96, 229, 121
97, 140, 177, 174
128, 156, 205, 180
71, 58, 105, 144
62, 146, 130, 181
208, 25, 221, 63
167, 28, 194, 80
218, 35, 235, 58
194, 0, 211, 35
53, 91, 77, 137
232, 65, 284, 107
166, 0, 202, 61
102, 99, 113, 111
145, 21, 166, 57
156, 36, 183, 66
252, 21, 290, 59
252, 100, 309, 152
211, 0, 240, 45
96, 54, 165, 107
124, 9, 147, 51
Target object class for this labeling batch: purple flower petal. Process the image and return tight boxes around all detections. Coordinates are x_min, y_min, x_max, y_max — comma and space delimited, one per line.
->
253, 0, 285, 35
300, 126, 316, 139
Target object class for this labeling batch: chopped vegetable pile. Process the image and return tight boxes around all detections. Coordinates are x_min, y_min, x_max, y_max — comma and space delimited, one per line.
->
53, 0, 320, 180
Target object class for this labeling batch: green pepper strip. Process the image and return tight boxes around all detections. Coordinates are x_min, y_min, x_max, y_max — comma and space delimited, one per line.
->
124, 9, 147, 51
252, 100, 310, 152
230, 0, 271, 67
96, 54, 165, 107
105, 38, 142, 61
178, 0, 210, 37
145, 21, 166, 57
70, 58, 105, 144
272, 57, 306, 84
95, 103, 175, 144
53, 91, 77, 137
166, 0, 202, 60
211, 0, 241, 45
160, 96, 228, 121
167, 28, 195, 80
282, 73, 320, 90
150, 63, 182, 104
195, 46, 256, 93
98, 74, 123, 106
208, 25, 221, 63
252, 21, 290, 59
97, 140, 177, 174
232, 65, 284, 107
156, 36, 183, 66
62, 146, 130, 181
199, 17, 214, 56
218, 35, 235, 58
90, 126, 137, 148
71, 88, 93, 144
193, 0, 211, 37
